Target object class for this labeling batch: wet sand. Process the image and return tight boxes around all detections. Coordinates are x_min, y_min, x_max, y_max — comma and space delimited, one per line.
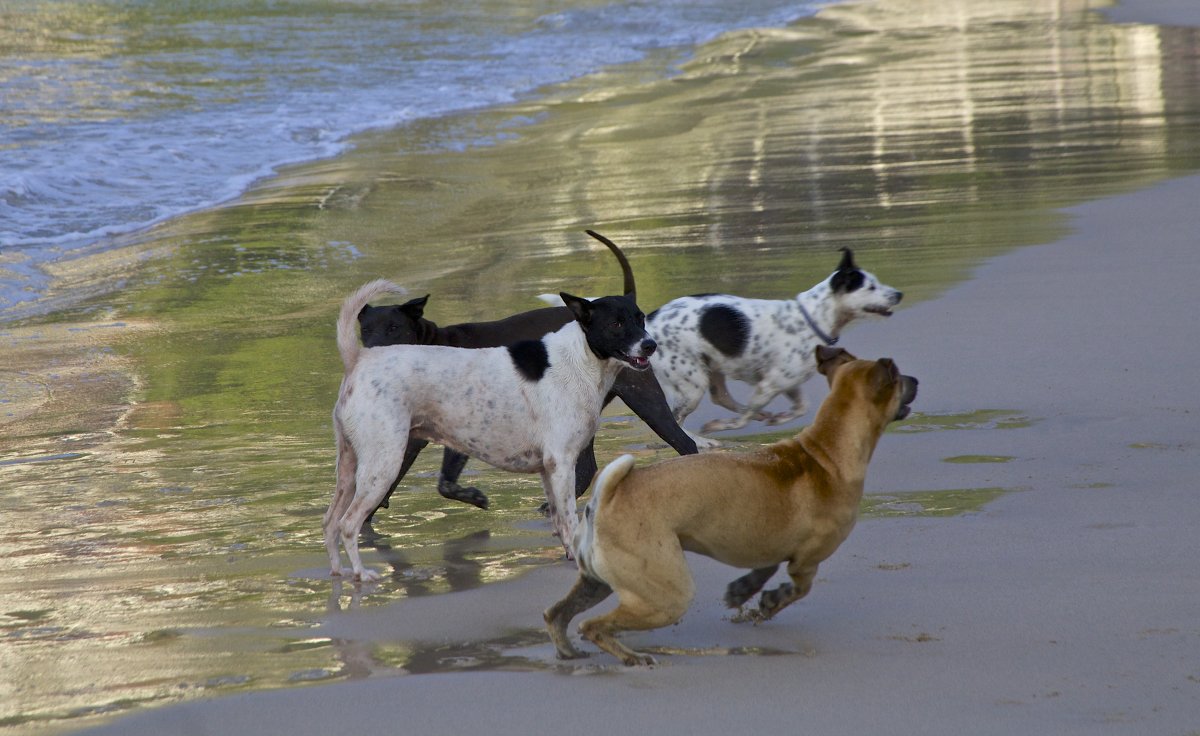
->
0, 0, 1191, 732
70, 6, 1200, 736
78, 173, 1200, 736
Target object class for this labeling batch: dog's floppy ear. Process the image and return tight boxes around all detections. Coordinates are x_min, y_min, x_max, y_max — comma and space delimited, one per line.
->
401, 295, 429, 318
560, 292, 593, 326
830, 248, 864, 293
816, 345, 854, 377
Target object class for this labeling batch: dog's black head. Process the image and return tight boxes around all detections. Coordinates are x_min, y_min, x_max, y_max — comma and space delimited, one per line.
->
358, 295, 432, 347
560, 292, 656, 370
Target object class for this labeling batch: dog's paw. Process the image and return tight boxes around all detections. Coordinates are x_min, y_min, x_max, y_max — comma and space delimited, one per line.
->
692, 435, 723, 451
354, 568, 383, 583
438, 481, 490, 510
622, 652, 658, 667
761, 411, 800, 426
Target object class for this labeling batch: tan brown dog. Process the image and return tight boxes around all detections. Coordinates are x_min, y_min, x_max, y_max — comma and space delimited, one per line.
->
544, 346, 917, 665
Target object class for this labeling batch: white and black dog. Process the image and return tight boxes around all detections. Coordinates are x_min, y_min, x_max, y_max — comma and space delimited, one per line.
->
325, 279, 656, 581
648, 249, 902, 446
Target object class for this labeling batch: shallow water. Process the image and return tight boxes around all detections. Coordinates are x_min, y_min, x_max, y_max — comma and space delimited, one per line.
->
3, 0, 1200, 732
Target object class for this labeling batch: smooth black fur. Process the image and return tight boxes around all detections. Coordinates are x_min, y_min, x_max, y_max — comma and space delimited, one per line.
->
508, 340, 551, 381
356, 231, 696, 521
698, 304, 751, 359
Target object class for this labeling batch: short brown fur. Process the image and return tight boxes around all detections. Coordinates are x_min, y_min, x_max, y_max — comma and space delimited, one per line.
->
544, 346, 917, 665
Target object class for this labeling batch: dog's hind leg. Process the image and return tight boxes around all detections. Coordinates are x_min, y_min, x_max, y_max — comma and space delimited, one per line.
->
324, 430, 358, 576
544, 575, 613, 659
338, 445, 407, 582
436, 448, 489, 510
365, 438, 429, 526
578, 540, 693, 666
724, 564, 780, 609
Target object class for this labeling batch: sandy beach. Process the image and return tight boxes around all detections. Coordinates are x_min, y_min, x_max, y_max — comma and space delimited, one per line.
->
1, 0, 1197, 733
71, 2, 1200, 734
74, 169, 1200, 736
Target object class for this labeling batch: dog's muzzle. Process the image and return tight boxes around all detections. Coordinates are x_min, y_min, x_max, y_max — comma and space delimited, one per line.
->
621, 338, 657, 370
894, 375, 918, 420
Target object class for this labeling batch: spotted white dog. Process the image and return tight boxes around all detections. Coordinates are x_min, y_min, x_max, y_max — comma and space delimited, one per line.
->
326, 279, 656, 581
648, 249, 902, 447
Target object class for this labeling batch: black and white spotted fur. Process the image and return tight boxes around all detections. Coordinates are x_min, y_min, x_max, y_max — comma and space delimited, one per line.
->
326, 279, 655, 581
648, 249, 901, 446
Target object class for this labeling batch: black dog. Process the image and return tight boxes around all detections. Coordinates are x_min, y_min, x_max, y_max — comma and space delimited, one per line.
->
359, 231, 698, 518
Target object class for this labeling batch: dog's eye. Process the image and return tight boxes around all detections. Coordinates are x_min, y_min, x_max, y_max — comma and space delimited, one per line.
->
613, 320, 624, 329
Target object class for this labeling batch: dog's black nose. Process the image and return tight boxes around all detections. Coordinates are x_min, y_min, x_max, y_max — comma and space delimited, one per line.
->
641, 338, 657, 356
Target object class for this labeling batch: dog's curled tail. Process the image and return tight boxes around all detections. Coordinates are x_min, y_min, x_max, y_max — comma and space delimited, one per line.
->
337, 279, 407, 374
573, 453, 636, 580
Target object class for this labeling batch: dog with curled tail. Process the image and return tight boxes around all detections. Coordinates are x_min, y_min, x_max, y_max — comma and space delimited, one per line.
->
544, 345, 917, 665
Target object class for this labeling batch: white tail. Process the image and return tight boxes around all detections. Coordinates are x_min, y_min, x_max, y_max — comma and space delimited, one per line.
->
336, 279, 407, 374
573, 453, 636, 579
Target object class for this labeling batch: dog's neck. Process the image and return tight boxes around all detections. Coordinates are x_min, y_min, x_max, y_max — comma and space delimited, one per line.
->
795, 283, 851, 344
798, 382, 889, 488
545, 322, 623, 399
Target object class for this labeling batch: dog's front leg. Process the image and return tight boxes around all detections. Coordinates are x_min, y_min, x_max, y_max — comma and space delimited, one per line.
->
707, 371, 747, 414
541, 460, 579, 558
437, 448, 490, 510
745, 560, 819, 623
756, 385, 808, 425
724, 565, 780, 609
701, 381, 783, 434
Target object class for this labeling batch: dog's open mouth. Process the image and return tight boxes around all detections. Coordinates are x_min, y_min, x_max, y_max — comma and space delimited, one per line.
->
865, 306, 894, 317
620, 354, 652, 370
894, 376, 918, 421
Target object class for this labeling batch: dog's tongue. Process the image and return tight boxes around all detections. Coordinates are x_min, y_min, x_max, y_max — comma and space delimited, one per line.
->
628, 355, 649, 369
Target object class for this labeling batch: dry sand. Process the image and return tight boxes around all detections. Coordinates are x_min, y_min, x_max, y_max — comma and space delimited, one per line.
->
76, 5, 1200, 736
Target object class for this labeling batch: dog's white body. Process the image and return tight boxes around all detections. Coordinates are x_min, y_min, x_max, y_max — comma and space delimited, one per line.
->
647, 252, 902, 445
326, 280, 649, 581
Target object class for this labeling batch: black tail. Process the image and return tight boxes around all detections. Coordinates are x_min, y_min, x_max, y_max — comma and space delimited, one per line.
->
586, 229, 636, 302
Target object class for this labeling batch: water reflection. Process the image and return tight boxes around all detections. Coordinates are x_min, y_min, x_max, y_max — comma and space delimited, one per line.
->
3, 1, 1200, 732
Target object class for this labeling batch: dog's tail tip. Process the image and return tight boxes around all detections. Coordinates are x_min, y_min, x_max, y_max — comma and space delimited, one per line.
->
336, 279, 407, 373
594, 454, 636, 497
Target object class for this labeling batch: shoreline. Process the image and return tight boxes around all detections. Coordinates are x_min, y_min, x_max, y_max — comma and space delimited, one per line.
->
75, 169, 1200, 735
3, 0, 1198, 732
72, 0, 1200, 730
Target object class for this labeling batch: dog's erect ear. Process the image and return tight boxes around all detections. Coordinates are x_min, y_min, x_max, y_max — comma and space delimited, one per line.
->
401, 295, 429, 318
830, 248, 864, 293
560, 292, 593, 326
816, 345, 854, 377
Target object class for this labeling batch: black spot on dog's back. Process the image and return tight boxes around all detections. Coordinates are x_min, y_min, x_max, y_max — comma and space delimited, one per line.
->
508, 340, 551, 381
699, 304, 751, 358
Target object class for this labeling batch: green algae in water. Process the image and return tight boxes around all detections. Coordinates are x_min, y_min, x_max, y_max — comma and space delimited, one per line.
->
894, 410, 1038, 433
942, 455, 1016, 464
862, 487, 1017, 518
